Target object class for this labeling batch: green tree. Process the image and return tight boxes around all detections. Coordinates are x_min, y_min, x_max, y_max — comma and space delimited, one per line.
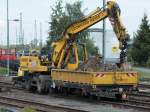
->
48, 0, 88, 43
130, 14, 150, 66
65, 1, 88, 42
48, 0, 99, 56
48, 0, 68, 45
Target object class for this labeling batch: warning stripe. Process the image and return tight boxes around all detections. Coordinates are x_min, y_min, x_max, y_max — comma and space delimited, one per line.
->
95, 73, 105, 77
127, 73, 135, 77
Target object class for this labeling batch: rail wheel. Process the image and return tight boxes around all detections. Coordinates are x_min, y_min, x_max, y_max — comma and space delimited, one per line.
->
25, 80, 32, 91
115, 92, 128, 100
89, 94, 100, 100
37, 79, 49, 94
25, 80, 37, 92
44, 81, 50, 94
49, 87, 55, 94
62, 87, 69, 96
37, 79, 45, 94
122, 92, 128, 100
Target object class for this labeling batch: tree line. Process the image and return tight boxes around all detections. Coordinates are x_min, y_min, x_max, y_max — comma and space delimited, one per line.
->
47, 0, 99, 58
129, 14, 150, 67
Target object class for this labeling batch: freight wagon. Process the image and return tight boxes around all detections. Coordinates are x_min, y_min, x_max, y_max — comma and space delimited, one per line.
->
51, 69, 139, 99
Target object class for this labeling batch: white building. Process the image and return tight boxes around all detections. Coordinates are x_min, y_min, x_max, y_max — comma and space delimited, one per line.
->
89, 29, 120, 63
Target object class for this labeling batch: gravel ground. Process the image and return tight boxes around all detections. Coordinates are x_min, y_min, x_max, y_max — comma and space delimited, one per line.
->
0, 89, 138, 112
0, 106, 19, 112
0, 75, 143, 112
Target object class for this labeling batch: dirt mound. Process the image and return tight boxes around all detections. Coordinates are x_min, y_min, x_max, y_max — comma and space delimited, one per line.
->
78, 55, 103, 72
77, 55, 121, 72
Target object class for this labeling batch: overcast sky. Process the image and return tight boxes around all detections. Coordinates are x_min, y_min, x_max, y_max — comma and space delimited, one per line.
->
0, 0, 150, 45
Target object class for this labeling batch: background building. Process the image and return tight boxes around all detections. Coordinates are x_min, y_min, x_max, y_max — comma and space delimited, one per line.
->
89, 29, 120, 63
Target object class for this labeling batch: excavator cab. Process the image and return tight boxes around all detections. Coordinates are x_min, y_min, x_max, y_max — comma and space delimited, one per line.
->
66, 43, 88, 70
39, 47, 51, 66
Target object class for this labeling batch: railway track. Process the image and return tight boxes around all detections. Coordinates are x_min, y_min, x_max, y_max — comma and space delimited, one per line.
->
1, 80, 150, 111
95, 99, 150, 112
0, 81, 23, 91
128, 84, 150, 102
130, 91, 150, 98
124, 99, 150, 111
0, 81, 14, 87
0, 96, 88, 112
1, 92, 150, 112
1, 94, 150, 112
138, 83, 150, 89
128, 91, 150, 107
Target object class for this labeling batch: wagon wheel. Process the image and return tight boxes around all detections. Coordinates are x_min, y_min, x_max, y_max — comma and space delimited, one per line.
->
25, 80, 32, 91
37, 79, 45, 94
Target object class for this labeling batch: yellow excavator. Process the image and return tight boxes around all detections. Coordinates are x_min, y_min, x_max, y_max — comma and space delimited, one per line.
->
51, 0, 129, 70
14, 1, 139, 99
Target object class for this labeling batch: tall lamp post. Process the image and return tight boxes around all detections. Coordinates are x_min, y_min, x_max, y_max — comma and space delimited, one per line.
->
102, 0, 106, 64
6, 0, 20, 76
19, 12, 23, 46
6, 0, 9, 76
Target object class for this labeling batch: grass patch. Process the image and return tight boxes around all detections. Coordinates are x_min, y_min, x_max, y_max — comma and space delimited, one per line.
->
133, 68, 150, 79
137, 71, 150, 79
21, 107, 36, 112
0, 67, 7, 75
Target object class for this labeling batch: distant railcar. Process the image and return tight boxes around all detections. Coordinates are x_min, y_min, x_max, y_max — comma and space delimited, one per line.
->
0, 48, 19, 71
0, 48, 17, 61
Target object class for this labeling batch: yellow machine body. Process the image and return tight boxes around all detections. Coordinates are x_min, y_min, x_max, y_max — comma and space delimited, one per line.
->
18, 0, 129, 72
16, 1, 139, 96
19, 56, 48, 73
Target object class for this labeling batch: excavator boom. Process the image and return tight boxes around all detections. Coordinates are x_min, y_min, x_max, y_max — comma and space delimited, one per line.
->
63, 8, 107, 37
52, 1, 128, 69
63, 1, 127, 42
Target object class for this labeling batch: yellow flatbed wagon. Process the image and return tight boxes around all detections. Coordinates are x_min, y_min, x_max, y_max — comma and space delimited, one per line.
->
51, 69, 139, 99
52, 69, 139, 85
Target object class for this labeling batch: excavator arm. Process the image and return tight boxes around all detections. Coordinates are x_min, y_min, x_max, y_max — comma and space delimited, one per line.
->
63, 1, 128, 43
51, 1, 129, 69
